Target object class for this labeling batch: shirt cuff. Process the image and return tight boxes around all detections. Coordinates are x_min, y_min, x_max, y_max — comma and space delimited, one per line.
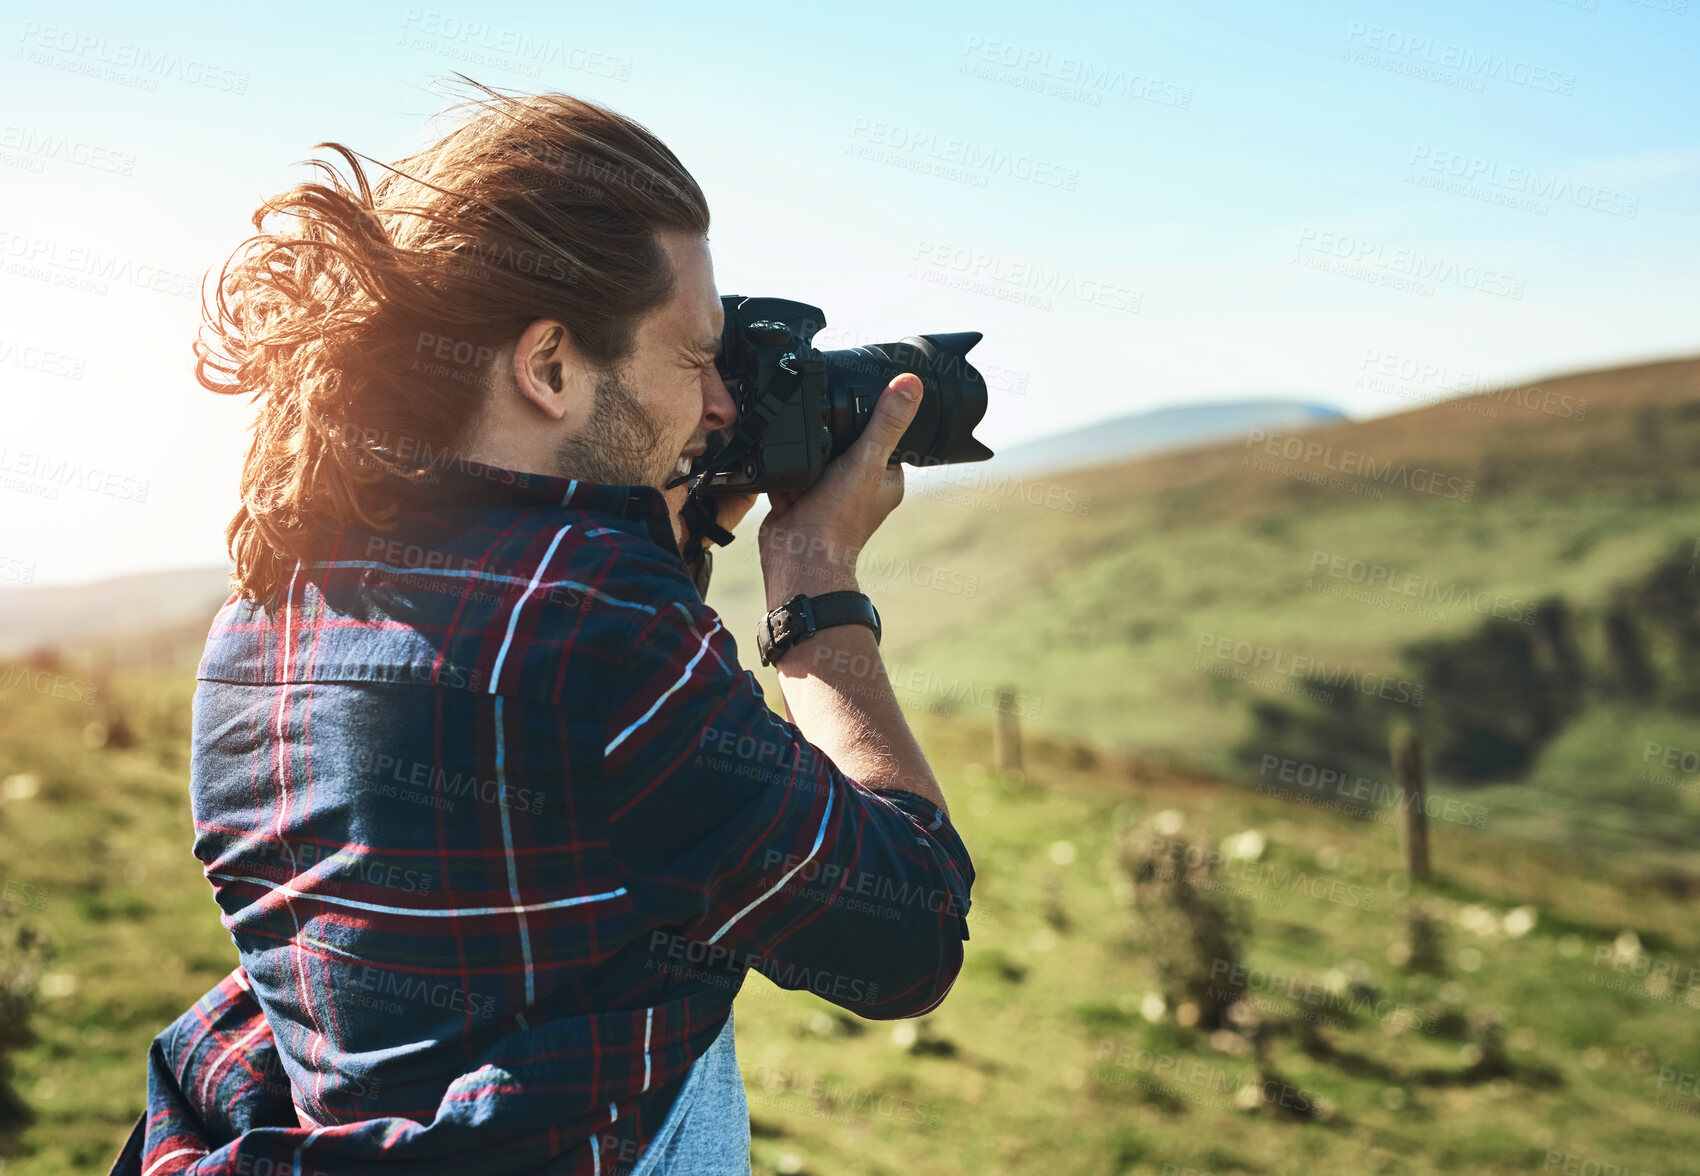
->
867, 788, 975, 942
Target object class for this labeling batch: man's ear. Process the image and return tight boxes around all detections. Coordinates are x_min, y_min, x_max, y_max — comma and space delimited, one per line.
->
511, 318, 593, 422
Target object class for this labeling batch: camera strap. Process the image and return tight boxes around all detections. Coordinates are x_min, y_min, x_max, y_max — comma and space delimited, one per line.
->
671, 348, 816, 573
679, 493, 735, 548
667, 352, 809, 497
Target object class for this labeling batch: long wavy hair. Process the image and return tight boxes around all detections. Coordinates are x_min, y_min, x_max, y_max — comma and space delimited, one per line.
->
195, 76, 711, 601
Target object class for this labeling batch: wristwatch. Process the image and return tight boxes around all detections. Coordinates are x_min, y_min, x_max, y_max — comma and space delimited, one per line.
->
756, 591, 881, 667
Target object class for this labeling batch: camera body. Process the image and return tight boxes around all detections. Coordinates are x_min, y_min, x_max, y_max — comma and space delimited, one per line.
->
684, 295, 993, 497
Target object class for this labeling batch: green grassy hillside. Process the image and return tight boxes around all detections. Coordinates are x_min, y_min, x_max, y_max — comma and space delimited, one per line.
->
2, 663, 1699, 1174
714, 355, 1700, 790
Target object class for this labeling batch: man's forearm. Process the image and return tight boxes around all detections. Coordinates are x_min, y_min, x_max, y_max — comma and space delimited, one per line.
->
764, 565, 948, 815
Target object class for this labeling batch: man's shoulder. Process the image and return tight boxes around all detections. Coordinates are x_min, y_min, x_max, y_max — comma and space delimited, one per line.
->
195, 506, 709, 699
333, 497, 701, 614
517, 510, 709, 634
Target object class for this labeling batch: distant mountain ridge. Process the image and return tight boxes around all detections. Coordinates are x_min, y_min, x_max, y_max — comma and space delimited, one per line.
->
0, 566, 231, 658
974, 399, 1347, 478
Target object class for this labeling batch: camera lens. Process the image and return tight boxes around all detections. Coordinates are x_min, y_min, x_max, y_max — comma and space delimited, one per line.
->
822, 333, 994, 469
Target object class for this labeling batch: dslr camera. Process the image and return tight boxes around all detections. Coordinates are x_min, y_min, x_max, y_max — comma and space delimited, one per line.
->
671, 295, 993, 498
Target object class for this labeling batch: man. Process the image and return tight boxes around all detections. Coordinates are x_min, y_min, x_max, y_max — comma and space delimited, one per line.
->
111, 82, 973, 1175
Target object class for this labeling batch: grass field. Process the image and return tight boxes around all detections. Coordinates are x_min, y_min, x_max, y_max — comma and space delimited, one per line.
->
3, 658, 1699, 1175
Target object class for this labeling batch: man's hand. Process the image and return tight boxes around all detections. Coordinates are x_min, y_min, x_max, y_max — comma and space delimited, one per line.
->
710, 492, 759, 537
752, 370, 946, 814
758, 373, 922, 604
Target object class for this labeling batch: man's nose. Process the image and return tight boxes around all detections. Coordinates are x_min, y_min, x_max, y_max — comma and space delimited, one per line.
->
702, 368, 738, 432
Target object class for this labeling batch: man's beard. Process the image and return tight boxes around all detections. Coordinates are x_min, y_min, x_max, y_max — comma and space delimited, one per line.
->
552, 368, 668, 488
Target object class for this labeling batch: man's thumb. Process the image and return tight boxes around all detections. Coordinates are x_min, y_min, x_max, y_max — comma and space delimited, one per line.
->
862, 374, 924, 463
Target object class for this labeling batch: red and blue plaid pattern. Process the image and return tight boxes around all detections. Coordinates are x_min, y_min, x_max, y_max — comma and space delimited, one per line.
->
110, 457, 973, 1175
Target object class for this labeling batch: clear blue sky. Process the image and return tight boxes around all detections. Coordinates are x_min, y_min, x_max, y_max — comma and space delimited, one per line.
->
2, 0, 1696, 584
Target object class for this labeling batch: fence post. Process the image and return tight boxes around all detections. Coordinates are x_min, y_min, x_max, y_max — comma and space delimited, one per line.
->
993, 686, 1023, 776
1391, 725, 1430, 881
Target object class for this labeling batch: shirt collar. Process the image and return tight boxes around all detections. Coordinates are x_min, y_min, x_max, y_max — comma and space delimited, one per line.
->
379, 451, 684, 560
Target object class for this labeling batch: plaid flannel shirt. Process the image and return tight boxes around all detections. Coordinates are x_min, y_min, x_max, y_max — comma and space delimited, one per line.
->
111, 456, 974, 1176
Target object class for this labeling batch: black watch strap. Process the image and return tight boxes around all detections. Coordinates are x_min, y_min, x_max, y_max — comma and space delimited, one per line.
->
756, 590, 881, 667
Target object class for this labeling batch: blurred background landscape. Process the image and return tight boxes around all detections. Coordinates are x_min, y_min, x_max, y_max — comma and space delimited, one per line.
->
6, 354, 1700, 1172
